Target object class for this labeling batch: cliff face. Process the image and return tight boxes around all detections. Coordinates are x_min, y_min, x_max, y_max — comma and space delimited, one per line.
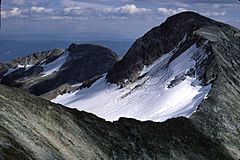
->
0, 44, 118, 98
0, 84, 233, 160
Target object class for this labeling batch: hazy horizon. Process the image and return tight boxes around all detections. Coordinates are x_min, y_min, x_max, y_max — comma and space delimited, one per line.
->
1, 0, 239, 39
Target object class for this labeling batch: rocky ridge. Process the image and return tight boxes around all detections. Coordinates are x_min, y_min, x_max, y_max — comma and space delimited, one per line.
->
0, 44, 118, 99
0, 84, 234, 160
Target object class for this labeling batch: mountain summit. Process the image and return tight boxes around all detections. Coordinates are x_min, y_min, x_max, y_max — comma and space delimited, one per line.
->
107, 11, 237, 85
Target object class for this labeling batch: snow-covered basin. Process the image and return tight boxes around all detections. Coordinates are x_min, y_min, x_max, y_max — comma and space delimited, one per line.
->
52, 44, 211, 122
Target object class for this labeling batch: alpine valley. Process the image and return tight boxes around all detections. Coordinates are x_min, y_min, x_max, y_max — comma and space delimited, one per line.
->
0, 12, 239, 160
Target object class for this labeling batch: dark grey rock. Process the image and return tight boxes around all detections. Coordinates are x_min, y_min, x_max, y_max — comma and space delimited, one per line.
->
0, 84, 234, 160
106, 11, 235, 86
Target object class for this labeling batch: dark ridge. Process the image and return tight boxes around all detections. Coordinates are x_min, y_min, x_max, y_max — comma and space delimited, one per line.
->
0, 84, 234, 159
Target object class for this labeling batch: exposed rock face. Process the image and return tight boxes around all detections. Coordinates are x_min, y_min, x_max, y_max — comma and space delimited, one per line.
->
0, 44, 118, 98
106, 11, 236, 86
0, 84, 234, 160
190, 26, 240, 159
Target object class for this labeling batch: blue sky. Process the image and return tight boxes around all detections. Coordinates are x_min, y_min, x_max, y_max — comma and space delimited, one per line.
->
1, 0, 240, 39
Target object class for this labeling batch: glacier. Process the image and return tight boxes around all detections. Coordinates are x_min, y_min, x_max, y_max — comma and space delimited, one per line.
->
52, 43, 211, 122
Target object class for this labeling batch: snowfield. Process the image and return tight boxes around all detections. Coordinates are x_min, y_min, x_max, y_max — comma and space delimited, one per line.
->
41, 51, 69, 77
52, 43, 211, 122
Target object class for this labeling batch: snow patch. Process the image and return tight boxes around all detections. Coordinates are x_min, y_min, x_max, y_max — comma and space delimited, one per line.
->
41, 51, 69, 77
71, 83, 83, 88
52, 43, 211, 122
139, 34, 187, 77
3, 64, 33, 76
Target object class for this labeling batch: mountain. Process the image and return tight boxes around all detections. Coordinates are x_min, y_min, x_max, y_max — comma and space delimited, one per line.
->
106, 11, 237, 85
0, 11, 240, 159
0, 44, 118, 99
0, 84, 233, 159
52, 11, 240, 159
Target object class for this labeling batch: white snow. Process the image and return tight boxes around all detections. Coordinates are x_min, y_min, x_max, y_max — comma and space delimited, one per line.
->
71, 83, 83, 88
3, 64, 33, 76
52, 43, 211, 122
41, 51, 69, 77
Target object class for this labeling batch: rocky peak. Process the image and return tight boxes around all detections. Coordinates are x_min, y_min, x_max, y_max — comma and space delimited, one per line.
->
10, 49, 64, 68
0, 44, 119, 98
106, 11, 234, 86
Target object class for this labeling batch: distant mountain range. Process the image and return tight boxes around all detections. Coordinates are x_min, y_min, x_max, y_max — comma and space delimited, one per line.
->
0, 34, 133, 62
0, 40, 132, 62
